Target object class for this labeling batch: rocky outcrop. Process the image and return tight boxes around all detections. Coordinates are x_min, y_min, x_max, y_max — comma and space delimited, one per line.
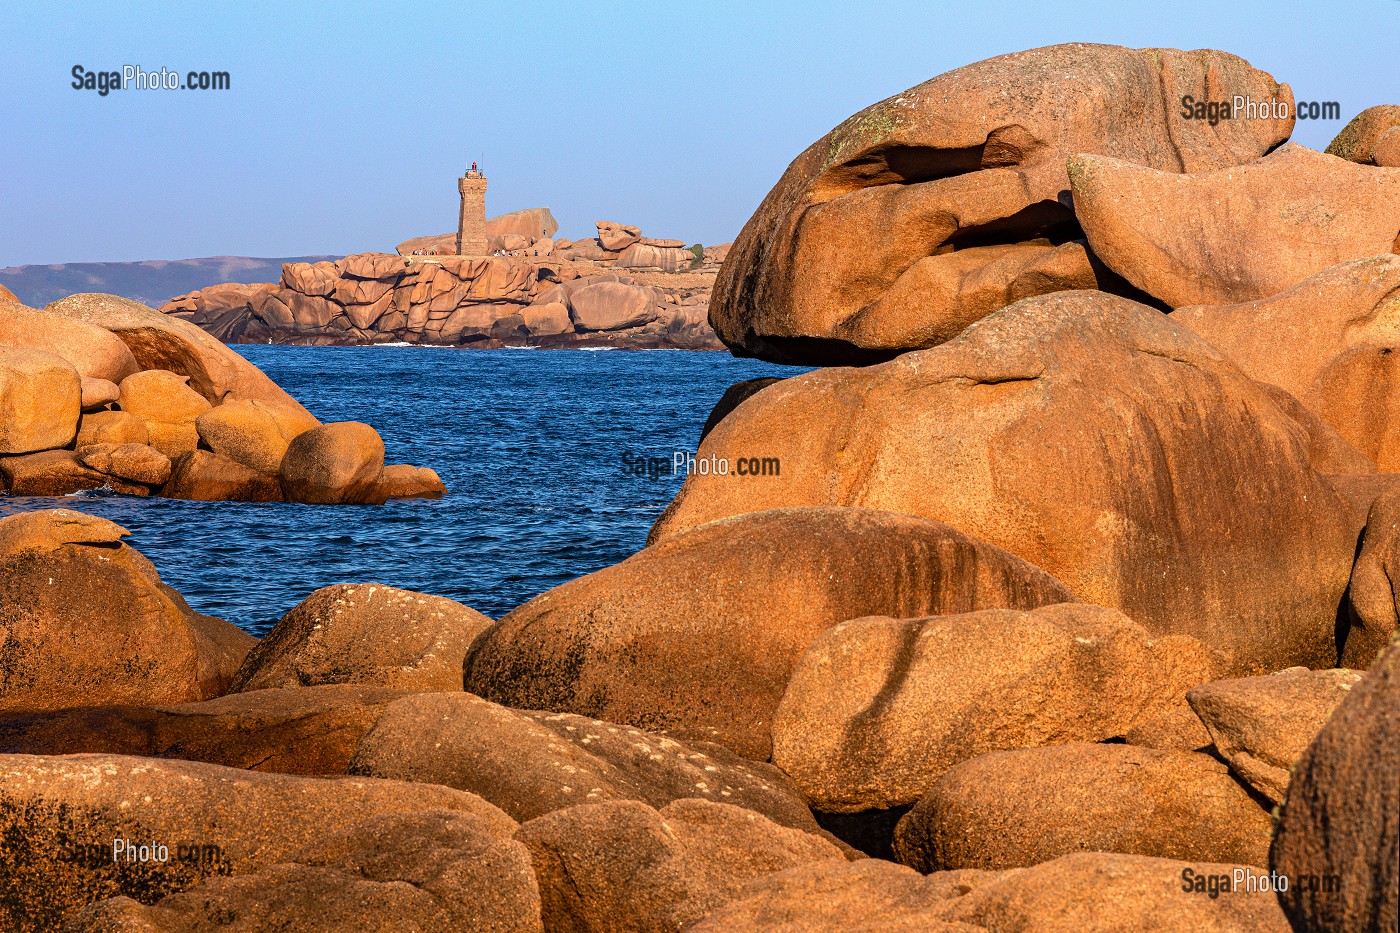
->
692, 853, 1291, 932
163, 250, 722, 350
653, 291, 1357, 675
0, 510, 250, 711
348, 691, 831, 837
710, 43, 1292, 364
464, 507, 1073, 759
892, 743, 1273, 872
1271, 630, 1400, 933
1187, 667, 1363, 805
68, 810, 542, 933
1344, 483, 1400, 668
232, 583, 493, 692
771, 604, 1218, 812
0, 295, 442, 504
0, 753, 515, 931
1327, 105, 1400, 166
0, 684, 410, 775
517, 798, 845, 932
1174, 255, 1400, 471
1071, 145, 1400, 308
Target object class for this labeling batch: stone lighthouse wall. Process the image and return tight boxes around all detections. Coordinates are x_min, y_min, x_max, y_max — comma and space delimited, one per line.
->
457, 172, 488, 255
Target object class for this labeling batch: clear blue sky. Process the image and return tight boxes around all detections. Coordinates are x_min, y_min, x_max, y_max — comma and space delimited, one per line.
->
2, 1, 1396, 266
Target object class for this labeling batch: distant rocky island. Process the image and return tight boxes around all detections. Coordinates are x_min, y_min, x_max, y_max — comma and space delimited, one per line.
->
162, 208, 733, 350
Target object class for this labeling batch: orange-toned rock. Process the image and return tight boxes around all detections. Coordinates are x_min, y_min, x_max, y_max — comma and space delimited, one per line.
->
195, 398, 319, 475
1271, 630, 1400, 933
0, 511, 209, 711
487, 206, 559, 241
76, 442, 171, 486
616, 242, 692, 272
1175, 255, 1400, 471
117, 369, 212, 459
1326, 104, 1400, 164
0, 301, 138, 382
465, 507, 1073, 760
693, 853, 1291, 932
0, 450, 120, 496
0, 284, 17, 303
0, 348, 80, 454
772, 604, 1218, 812
78, 376, 118, 411
517, 798, 844, 933
66, 809, 542, 933
521, 302, 572, 336
279, 421, 386, 504
233, 583, 492, 692
75, 410, 148, 447
163, 449, 282, 502
653, 291, 1357, 675
893, 743, 1272, 872
44, 292, 314, 414
1374, 128, 1400, 169
570, 281, 658, 331
0, 685, 410, 775
0, 753, 517, 931
1071, 145, 1400, 308
596, 220, 642, 252
1343, 483, 1400, 668
374, 463, 447, 499
712, 43, 1292, 363
1188, 667, 1364, 805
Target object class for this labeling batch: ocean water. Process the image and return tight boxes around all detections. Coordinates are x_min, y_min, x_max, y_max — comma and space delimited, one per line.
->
0, 345, 803, 636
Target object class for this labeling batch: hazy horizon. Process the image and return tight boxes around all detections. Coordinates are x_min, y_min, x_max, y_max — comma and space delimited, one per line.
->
3, 0, 1397, 267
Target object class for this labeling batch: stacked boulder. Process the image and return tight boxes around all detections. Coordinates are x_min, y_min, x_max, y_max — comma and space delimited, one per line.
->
4, 41, 1400, 929
0, 291, 443, 503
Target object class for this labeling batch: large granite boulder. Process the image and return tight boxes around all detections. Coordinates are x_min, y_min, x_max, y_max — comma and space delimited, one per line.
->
0, 348, 80, 454
348, 691, 829, 837
465, 506, 1073, 759
654, 291, 1356, 675
0, 510, 230, 711
1174, 256, 1400, 471
0, 300, 138, 383
0, 685, 411, 775
0, 753, 515, 931
117, 369, 211, 459
1187, 667, 1364, 805
233, 584, 493, 692
517, 799, 844, 932
1344, 483, 1400, 669
1071, 145, 1400, 308
892, 743, 1272, 872
278, 421, 385, 504
1327, 104, 1400, 165
488, 206, 559, 241
772, 604, 1218, 812
195, 398, 320, 475
692, 853, 1291, 932
44, 293, 313, 414
1271, 630, 1400, 933
710, 43, 1292, 363
66, 809, 542, 933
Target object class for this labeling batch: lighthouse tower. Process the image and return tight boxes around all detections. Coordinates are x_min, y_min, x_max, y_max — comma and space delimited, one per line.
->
456, 166, 488, 256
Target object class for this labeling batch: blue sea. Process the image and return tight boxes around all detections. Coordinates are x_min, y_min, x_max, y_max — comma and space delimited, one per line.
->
0, 346, 801, 636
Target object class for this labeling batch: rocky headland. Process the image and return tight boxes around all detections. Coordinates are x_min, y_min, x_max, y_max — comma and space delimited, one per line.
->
0, 291, 444, 503
161, 212, 732, 350
2, 41, 1399, 931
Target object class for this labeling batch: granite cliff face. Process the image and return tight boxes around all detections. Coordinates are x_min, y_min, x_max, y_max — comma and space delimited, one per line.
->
163, 220, 731, 350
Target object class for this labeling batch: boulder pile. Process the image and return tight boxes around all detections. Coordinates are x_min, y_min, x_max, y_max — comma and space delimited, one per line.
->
0, 292, 443, 503
3, 41, 1399, 929
164, 218, 729, 350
